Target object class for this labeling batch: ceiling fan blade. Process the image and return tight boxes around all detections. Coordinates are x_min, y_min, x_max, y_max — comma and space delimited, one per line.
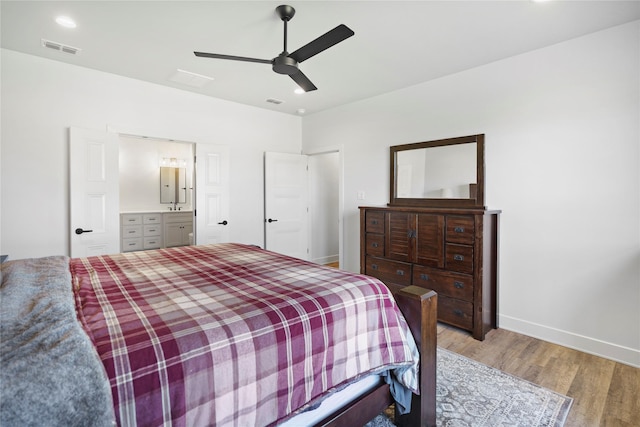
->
289, 70, 317, 92
289, 24, 354, 63
194, 51, 272, 65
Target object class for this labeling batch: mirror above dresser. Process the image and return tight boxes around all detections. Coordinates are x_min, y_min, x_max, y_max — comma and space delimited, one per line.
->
390, 134, 485, 208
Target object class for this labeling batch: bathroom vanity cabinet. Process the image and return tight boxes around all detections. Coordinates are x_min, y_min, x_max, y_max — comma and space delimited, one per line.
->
163, 212, 193, 247
120, 211, 193, 252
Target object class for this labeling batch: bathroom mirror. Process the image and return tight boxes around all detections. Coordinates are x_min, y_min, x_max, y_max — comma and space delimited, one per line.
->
390, 134, 485, 208
160, 167, 186, 204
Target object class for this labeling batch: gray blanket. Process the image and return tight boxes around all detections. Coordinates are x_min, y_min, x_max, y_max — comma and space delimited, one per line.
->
0, 256, 115, 426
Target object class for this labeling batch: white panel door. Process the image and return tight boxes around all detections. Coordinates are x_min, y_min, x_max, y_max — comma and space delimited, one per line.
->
264, 152, 309, 260
70, 127, 120, 257
195, 143, 229, 245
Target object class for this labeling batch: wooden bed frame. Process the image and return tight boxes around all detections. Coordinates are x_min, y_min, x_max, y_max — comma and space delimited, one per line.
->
312, 286, 437, 427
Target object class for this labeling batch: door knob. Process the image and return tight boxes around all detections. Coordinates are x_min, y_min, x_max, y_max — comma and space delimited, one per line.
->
218, 220, 228, 225
75, 228, 93, 235
267, 218, 278, 223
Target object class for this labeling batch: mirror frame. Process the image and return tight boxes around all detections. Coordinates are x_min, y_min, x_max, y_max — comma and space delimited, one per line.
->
160, 166, 187, 204
389, 134, 485, 208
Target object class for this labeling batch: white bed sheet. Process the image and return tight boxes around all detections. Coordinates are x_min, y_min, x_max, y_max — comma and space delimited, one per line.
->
278, 375, 384, 426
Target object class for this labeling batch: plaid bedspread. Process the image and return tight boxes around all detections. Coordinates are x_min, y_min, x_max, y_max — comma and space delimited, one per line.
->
71, 243, 418, 426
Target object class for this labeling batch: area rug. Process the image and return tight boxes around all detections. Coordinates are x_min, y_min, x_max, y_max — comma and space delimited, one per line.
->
366, 348, 573, 427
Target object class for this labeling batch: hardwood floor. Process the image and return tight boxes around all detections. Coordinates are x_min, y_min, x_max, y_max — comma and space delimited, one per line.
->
437, 324, 640, 427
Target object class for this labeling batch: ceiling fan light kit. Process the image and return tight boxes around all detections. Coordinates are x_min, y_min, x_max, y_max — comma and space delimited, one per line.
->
194, 4, 354, 93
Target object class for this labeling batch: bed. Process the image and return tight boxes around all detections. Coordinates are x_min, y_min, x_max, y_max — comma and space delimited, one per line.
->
1, 243, 436, 426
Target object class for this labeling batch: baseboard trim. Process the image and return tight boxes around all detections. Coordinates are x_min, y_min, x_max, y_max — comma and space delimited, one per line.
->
313, 254, 339, 265
499, 314, 640, 368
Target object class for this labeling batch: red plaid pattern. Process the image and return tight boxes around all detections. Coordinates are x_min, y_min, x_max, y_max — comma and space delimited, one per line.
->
71, 244, 418, 426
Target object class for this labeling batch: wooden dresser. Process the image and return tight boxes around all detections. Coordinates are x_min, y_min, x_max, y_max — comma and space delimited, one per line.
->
360, 206, 500, 340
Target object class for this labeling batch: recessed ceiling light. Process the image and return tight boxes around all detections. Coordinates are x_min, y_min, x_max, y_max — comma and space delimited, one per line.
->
296, 108, 306, 115
294, 88, 305, 95
55, 16, 77, 28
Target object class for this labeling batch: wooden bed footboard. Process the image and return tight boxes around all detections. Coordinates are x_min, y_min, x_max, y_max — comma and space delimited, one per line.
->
313, 286, 437, 427
394, 286, 437, 427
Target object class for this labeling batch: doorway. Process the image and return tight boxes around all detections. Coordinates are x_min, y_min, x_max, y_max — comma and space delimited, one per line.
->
118, 135, 194, 213
308, 149, 342, 268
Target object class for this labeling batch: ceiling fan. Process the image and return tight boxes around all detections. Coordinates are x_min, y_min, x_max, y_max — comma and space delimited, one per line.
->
194, 5, 354, 92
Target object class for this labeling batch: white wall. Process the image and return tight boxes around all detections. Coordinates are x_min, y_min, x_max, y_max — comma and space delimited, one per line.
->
1, 48, 302, 259
302, 21, 640, 367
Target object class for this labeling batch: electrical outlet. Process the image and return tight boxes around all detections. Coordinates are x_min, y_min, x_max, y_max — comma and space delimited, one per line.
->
357, 191, 365, 200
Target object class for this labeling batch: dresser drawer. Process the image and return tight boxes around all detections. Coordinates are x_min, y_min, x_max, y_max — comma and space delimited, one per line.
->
365, 256, 411, 286
366, 211, 385, 234
143, 214, 162, 224
122, 237, 142, 252
143, 225, 162, 236
446, 216, 474, 244
122, 225, 143, 238
143, 237, 161, 249
438, 295, 474, 330
445, 243, 474, 274
413, 266, 473, 301
365, 233, 384, 256
121, 214, 142, 225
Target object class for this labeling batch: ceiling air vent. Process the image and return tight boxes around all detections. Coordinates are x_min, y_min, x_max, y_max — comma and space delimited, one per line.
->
266, 98, 284, 105
169, 69, 214, 88
42, 39, 81, 55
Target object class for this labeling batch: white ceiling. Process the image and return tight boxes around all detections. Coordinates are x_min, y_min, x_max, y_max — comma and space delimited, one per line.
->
2, 1, 639, 116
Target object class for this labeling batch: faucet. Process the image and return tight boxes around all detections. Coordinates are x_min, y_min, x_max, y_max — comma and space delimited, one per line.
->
173, 201, 178, 211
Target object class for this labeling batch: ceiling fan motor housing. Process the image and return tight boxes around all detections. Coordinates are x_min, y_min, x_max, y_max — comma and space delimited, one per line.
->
276, 5, 296, 21
272, 54, 299, 75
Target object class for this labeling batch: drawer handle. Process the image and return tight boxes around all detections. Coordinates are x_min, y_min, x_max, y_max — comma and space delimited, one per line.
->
149, 217, 157, 221
396, 270, 404, 276
420, 273, 429, 281
371, 264, 378, 270
372, 220, 378, 225
454, 281, 464, 289
454, 254, 464, 261
453, 309, 464, 317
128, 230, 136, 234
372, 242, 379, 248
128, 219, 136, 222
148, 241, 156, 245
128, 243, 136, 247
454, 226, 465, 233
